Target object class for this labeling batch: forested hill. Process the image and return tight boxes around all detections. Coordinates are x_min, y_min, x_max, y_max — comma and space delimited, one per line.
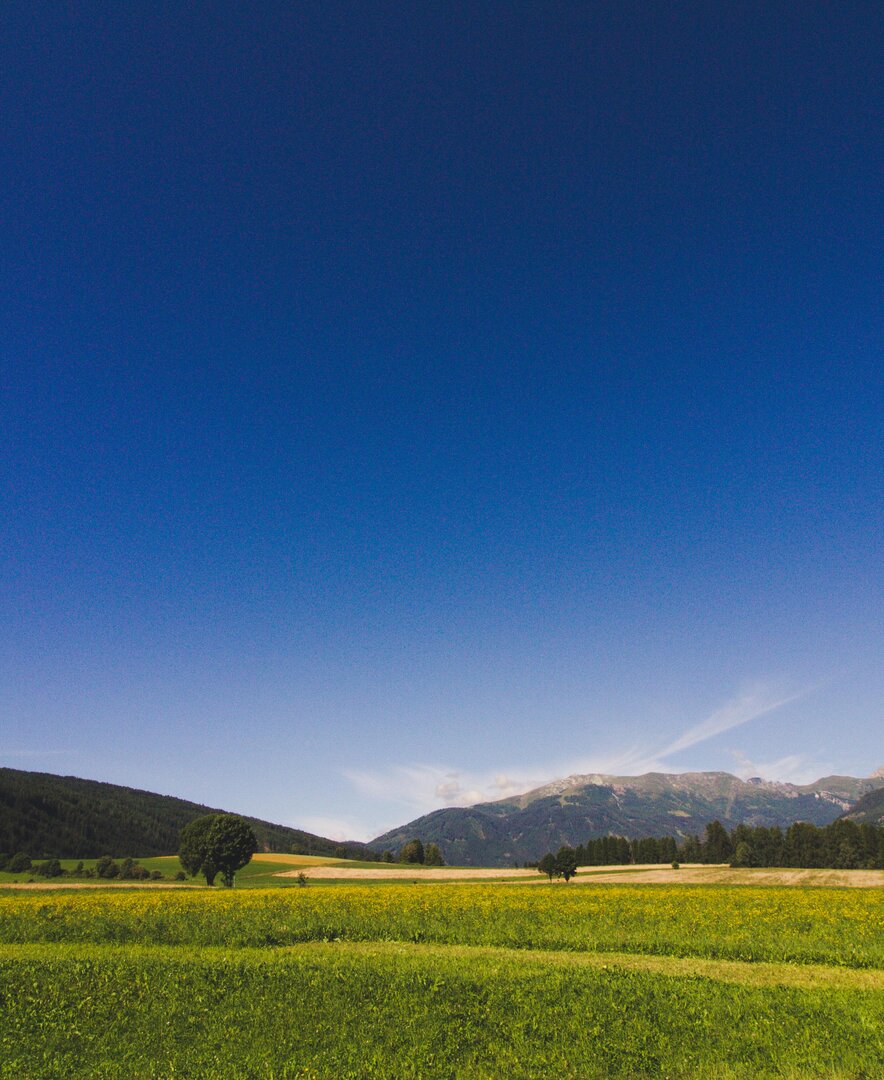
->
0, 768, 377, 860
840, 785, 884, 826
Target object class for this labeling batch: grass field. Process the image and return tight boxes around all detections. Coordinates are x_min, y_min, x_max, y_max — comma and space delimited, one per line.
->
0, 881, 881, 1077
0, 852, 383, 889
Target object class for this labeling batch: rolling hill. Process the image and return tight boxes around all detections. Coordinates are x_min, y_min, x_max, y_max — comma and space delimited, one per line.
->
372, 769, 884, 866
0, 767, 378, 860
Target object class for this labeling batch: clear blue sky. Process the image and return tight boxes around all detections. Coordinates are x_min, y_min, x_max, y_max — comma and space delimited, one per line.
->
1, 3, 881, 840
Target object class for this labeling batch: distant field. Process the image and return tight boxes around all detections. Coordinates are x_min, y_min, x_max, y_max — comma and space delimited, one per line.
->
0, 851, 369, 889
0, 881, 880, 1076
284, 863, 884, 887
4, 859, 884, 892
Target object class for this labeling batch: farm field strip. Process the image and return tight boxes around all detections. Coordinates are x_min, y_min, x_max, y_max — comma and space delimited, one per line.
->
285, 864, 884, 887
1, 883, 881, 967
277, 862, 692, 881
2, 939, 881, 990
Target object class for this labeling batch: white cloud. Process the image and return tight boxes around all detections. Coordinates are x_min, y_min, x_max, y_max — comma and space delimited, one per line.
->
658, 684, 808, 757
342, 763, 543, 816
730, 751, 832, 786
296, 815, 372, 843
341, 746, 672, 822
339, 682, 817, 827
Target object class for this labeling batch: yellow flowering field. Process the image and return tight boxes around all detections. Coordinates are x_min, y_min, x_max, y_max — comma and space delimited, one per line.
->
1, 882, 881, 967
0, 882, 882, 1076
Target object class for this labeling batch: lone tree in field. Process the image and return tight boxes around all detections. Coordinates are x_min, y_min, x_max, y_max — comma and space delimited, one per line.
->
554, 845, 578, 882
179, 815, 220, 885
538, 852, 557, 881
179, 814, 258, 886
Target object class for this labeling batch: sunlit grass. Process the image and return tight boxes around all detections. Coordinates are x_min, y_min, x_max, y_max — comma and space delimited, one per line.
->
1, 883, 880, 967
2, 939, 881, 1078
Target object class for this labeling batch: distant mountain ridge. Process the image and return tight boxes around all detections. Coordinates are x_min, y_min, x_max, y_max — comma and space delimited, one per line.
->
0, 767, 377, 860
372, 768, 884, 867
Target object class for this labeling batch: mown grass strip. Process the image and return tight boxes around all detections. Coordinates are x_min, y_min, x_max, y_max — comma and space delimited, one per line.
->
291, 940, 884, 991
2, 940, 882, 990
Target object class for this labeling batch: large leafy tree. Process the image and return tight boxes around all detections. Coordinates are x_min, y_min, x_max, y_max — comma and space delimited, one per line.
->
538, 852, 557, 881
179, 815, 220, 885
399, 838, 425, 864
554, 845, 578, 882
208, 814, 258, 886
179, 814, 257, 886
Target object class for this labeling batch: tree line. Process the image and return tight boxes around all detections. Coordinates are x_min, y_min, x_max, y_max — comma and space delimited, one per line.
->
381, 839, 445, 865
534, 817, 884, 875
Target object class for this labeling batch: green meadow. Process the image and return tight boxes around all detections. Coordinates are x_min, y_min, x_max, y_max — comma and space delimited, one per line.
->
0, 881, 881, 1077
0, 853, 387, 889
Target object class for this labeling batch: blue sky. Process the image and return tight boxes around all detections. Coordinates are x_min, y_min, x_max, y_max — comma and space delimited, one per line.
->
1, 3, 881, 840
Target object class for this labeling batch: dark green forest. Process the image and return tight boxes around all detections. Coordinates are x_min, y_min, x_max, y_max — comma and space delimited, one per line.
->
0, 768, 379, 860
537, 818, 884, 872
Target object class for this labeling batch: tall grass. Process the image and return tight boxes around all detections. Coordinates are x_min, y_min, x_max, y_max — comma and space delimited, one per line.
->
1, 942, 881, 1079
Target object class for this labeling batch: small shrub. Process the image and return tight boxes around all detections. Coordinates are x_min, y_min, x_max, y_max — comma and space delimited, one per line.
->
34, 859, 63, 878
7, 853, 31, 873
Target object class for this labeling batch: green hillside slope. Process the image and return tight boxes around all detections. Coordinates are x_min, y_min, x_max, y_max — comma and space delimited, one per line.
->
0, 768, 377, 859
840, 785, 884, 826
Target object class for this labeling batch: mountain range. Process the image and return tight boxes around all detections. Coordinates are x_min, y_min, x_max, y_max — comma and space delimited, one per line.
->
372, 768, 884, 866
3, 764, 882, 866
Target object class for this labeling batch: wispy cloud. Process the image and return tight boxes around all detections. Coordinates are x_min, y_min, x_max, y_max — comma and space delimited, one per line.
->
658, 684, 808, 757
340, 682, 815, 826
